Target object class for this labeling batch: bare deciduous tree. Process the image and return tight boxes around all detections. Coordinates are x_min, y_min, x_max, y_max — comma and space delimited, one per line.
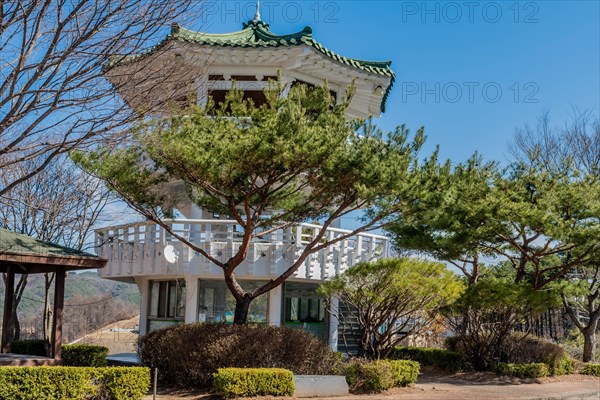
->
0, 0, 199, 196
511, 109, 600, 180
0, 156, 112, 345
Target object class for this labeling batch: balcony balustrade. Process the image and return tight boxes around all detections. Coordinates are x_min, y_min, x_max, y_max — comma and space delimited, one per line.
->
95, 219, 389, 281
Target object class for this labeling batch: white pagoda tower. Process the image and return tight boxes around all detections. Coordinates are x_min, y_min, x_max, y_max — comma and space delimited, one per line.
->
96, 12, 395, 352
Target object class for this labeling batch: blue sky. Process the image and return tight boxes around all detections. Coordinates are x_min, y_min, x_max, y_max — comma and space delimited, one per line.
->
200, 0, 600, 165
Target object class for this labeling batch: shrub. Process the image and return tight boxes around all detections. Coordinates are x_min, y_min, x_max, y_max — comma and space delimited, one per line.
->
139, 323, 340, 386
9, 340, 48, 357
389, 360, 420, 386
345, 359, 394, 393
491, 362, 549, 379
391, 346, 465, 372
0, 366, 92, 399
498, 334, 574, 376
499, 334, 565, 365
448, 333, 574, 375
345, 359, 419, 393
92, 367, 151, 400
0, 366, 150, 400
444, 335, 460, 351
547, 356, 576, 376
212, 368, 294, 399
581, 363, 600, 376
62, 344, 109, 367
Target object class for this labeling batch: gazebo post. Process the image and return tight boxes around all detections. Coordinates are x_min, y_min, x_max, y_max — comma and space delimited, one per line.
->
51, 266, 66, 359
1, 269, 15, 353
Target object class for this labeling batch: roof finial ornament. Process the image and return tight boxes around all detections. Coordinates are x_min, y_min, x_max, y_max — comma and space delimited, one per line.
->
253, 0, 261, 22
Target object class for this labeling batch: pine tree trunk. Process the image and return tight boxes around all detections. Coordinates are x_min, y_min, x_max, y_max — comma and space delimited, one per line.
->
233, 296, 252, 324
582, 323, 598, 363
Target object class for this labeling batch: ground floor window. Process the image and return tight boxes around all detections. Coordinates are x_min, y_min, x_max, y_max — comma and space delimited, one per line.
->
198, 280, 268, 323
147, 280, 186, 331
284, 282, 327, 341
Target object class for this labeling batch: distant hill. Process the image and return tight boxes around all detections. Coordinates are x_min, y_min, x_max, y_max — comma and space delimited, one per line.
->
0, 271, 140, 343
74, 315, 140, 354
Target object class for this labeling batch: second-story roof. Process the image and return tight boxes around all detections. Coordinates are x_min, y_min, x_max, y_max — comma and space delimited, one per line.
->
105, 20, 395, 117
108, 20, 394, 78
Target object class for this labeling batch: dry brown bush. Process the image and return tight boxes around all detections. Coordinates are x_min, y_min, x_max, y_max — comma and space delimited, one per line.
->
139, 323, 341, 387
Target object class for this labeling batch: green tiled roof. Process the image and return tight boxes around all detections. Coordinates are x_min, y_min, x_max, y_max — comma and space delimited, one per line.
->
105, 20, 395, 113
0, 228, 100, 260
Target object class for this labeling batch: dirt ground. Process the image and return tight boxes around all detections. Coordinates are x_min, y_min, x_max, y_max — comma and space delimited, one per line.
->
143, 366, 600, 400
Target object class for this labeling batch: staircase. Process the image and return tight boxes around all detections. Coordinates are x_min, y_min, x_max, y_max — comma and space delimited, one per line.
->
336, 302, 361, 356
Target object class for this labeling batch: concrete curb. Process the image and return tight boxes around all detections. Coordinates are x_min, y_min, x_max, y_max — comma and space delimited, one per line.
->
294, 375, 349, 398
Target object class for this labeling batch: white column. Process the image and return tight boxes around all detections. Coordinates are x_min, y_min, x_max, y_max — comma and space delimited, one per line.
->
135, 277, 149, 336
328, 296, 339, 351
281, 72, 291, 97
195, 73, 209, 105
268, 285, 283, 326
184, 276, 199, 324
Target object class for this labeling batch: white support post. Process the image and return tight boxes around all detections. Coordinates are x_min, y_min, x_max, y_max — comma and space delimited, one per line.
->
149, 224, 159, 274
136, 277, 149, 336
184, 276, 199, 324
281, 72, 291, 97
328, 296, 339, 351
356, 236, 363, 265
195, 73, 209, 105
268, 285, 283, 326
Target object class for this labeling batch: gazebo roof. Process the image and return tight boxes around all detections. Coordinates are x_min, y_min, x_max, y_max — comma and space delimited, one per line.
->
105, 20, 395, 113
0, 229, 106, 273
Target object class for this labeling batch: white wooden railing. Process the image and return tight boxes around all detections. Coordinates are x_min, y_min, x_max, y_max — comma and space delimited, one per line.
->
95, 219, 389, 281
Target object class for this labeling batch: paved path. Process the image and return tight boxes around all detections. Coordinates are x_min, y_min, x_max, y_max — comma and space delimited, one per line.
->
145, 369, 600, 400
394, 377, 600, 400
317, 369, 600, 400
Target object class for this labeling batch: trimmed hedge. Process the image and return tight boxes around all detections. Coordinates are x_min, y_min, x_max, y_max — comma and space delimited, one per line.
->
140, 323, 340, 386
547, 356, 575, 376
488, 357, 573, 378
212, 368, 294, 399
62, 344, 108, 367
0, 366, 90, 399
9, 340, 48, 357
491, 362, 549, 379
92, 367, 150, 400
392, 346, 465, 372
345, 359, 420, 393
0, 366, 150, 400
389, 359, 420, 386
581, 363, 600, 376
